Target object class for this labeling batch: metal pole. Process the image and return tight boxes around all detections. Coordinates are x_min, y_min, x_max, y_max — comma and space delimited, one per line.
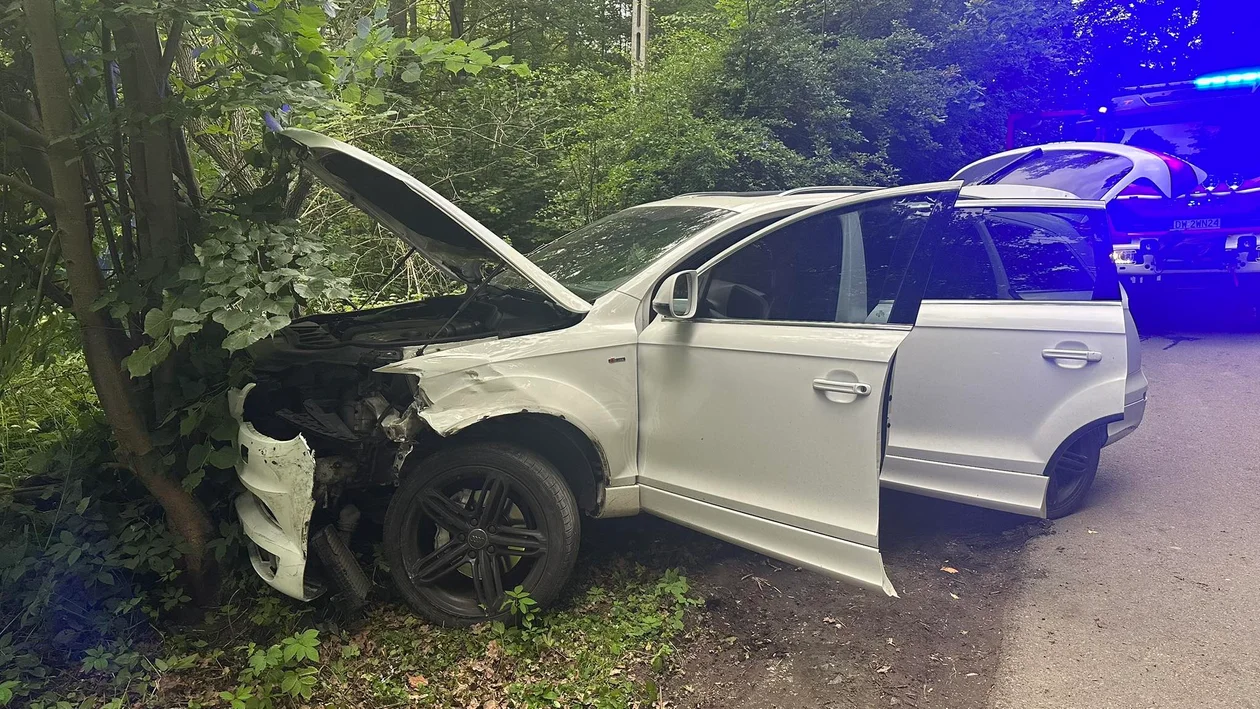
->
631, 0, 649, 79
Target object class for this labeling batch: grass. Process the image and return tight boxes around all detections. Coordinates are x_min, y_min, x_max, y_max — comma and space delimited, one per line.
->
14, 564, 702, 709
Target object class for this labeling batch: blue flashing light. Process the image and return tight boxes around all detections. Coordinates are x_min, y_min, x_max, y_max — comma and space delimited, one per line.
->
1194, 69, 1260, 89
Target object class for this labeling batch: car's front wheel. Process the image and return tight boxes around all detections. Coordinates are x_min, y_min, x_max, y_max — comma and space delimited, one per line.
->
1045, 429, 1103, 519
384, 443, 580, 626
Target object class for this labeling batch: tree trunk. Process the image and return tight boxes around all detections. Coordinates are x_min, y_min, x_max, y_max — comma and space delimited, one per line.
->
22, 0, 218, 606
389, 0, 409, 37
116, 16, 181, 275
450, 0, 465, 38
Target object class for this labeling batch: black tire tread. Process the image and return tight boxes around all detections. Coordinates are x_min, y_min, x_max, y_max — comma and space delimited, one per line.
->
312, 524, 371, 612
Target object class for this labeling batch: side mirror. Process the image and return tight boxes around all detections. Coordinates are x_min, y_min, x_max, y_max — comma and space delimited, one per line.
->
652, 270, 699, 319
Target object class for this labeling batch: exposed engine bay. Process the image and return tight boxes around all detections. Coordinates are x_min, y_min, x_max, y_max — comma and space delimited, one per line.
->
240, 287, 580, 508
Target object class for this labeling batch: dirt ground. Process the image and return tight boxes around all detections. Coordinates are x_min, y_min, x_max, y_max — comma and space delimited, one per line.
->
580, 492, 1050, 709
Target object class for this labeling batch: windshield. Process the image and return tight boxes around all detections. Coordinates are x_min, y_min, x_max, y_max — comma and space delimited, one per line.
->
492, 205, 734, 299
975, 150, 1135, 199
1120, 120, 1260, 180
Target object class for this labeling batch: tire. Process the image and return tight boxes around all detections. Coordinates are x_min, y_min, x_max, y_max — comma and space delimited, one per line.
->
1045, 429, 1103, 519
383, 443, 580, 626
311, 524, 370, 613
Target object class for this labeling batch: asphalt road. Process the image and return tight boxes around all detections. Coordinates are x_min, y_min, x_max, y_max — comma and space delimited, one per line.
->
991, 320, 1260, 708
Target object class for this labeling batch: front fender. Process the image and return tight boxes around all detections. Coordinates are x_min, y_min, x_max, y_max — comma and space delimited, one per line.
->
414, 366, 636, 486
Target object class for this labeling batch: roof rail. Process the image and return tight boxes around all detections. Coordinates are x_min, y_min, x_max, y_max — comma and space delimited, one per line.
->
778, 185, 883, 196
674, 190, 783, 198
674, 186, 884, 199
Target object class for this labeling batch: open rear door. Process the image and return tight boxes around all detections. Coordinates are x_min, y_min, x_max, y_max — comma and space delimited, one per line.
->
882, 200, 1128, 516
636, 184, 962, 595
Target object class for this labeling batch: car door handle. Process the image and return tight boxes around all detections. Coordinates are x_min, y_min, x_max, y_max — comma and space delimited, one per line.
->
1041, 348, 1103, 363
812, 379, 872, 396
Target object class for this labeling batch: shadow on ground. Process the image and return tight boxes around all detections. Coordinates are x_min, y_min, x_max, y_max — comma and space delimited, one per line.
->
1130, 283, 1260, 336
577, 493, 1045, 708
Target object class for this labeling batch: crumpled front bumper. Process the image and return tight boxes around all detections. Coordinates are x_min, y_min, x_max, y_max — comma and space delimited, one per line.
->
229, 384, 322, 601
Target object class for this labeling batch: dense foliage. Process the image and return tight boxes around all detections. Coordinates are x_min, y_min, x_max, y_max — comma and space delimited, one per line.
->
1, 0, 1250, 705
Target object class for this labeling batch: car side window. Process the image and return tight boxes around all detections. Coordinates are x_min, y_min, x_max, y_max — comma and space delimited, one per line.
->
699, 195, 937, 324
923, 213, 1003, 300
925, 208, 1117, 302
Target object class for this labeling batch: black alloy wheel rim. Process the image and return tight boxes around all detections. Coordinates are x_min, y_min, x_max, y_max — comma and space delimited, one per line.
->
1047, 440, 1092, 508
399, 468, 550, 617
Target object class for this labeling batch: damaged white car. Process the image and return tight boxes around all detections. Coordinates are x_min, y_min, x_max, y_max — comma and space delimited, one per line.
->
231, 129, 1147, 625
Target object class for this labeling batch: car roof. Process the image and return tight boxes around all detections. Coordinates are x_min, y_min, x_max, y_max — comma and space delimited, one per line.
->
643, 188, 879, 212
639, 184, 1101, 214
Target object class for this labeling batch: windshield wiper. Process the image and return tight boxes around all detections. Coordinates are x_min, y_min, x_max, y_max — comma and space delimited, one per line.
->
977, 148, 1044, 185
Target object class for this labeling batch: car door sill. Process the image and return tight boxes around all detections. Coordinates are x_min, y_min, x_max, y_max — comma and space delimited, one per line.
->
637, 476, 878, 548
639, 486, 897, 596
880, 455, 1048, 517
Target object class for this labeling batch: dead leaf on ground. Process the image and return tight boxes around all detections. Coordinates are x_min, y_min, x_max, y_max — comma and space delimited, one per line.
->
485, 640, 503, 660
1087, 529, 1098, 534
950, 592, 960, 600
407, 675, 428, 688
940, 566, 959, 574
876, 665, 892, 674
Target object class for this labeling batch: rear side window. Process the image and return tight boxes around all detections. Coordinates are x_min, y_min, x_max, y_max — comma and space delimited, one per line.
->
925, 209, 1119, 302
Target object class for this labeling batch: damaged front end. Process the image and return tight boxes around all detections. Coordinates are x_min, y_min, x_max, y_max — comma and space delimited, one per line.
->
231, 128, 591, 602
229, 343, 432, 601
229, 292, 578, 600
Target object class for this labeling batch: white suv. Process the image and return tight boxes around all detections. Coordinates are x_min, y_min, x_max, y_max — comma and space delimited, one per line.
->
231, 130, 1147, 625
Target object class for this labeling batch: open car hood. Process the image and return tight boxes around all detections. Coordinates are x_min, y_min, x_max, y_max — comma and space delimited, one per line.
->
278, 129, 590, 314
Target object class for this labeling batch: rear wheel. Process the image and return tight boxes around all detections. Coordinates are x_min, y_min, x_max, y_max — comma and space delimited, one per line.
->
1045, 430, 1102, 519
384, 443, 580, 626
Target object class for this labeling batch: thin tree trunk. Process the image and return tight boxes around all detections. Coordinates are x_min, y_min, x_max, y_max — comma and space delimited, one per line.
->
450, 0, 465, 38
23, 0, 218, 606
103, 26, 137, 272
389, 0, 409, 37
116, 16, 181, 274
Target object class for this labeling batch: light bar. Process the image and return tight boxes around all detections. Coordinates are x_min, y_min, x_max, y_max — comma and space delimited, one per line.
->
1194, 69, 1260, 89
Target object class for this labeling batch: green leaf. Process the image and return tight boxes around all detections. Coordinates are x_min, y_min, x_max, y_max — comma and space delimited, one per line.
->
221, 328, 258, 352
212, 309, 252, 332
75, 496, 91, 515
365, 87, 385, 105
172, 307, 201, 322
199, 296, 230, 312
400, 63, 423, 82
186, 443, 210, 472
123, 345, 156, 377
172, 322, 203, 340
143, 309, 170, 339
207, 446, 239, 470
342, 83, 361, 103
181, 469, 205, 492
91, 292, 117, 312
